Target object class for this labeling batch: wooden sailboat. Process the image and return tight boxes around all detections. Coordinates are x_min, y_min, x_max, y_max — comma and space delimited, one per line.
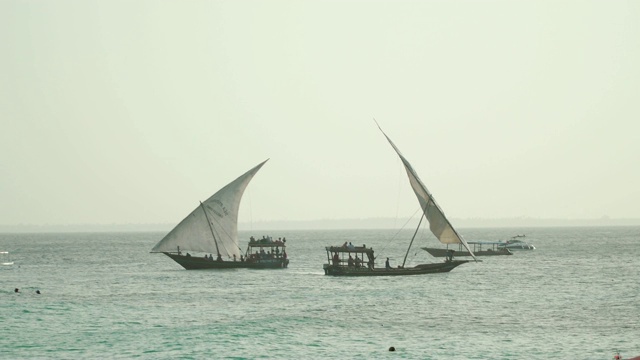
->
323, 122, 476, 276
151, 160, 289, 270
423, 241, 512, 257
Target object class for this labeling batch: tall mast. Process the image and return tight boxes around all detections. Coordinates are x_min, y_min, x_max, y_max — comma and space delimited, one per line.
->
402, 211, 425, 268
199, 201, 221, 256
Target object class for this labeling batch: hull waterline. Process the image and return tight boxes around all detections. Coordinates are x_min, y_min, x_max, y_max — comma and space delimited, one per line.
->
164, 253, 289, 270
422, 247, 512, 257
323, 260, 468, 276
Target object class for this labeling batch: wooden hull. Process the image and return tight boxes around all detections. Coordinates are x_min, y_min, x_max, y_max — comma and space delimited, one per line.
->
323, 260, 468, 276
164, 253, 289, 270
422, 247, 512, 257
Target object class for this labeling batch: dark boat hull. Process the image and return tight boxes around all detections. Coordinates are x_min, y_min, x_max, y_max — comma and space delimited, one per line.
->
164, 253, 289, 270
323, 260, 468, 276
422, 247, 512, 257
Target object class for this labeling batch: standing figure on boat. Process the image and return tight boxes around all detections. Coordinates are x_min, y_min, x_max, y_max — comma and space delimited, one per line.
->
385, 257, 391, 269
446, 250, 455, 262
332, 252, 340, 265
348, 255, 354, 267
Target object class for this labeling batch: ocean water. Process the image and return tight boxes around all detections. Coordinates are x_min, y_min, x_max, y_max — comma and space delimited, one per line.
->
1, 227, 639, 359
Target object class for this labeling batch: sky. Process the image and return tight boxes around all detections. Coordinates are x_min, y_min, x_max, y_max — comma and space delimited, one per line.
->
1, 0, 639, 228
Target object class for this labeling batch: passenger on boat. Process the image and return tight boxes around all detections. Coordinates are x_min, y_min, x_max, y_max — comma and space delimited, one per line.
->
446, 250, 455, 262
332, 252, 340, 265
240, 255, 244, 262
347, 242, 355, 250
368, 258, 374, 270
233, 254, 237, 262
348, 255, 354, 267
355, 255, 362, 268
342, 241, 348, 247
385, 257, 391, 269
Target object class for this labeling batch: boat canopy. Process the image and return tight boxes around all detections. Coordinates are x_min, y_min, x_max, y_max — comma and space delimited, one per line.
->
248, 241, 286, 248
325, 246, 374, 255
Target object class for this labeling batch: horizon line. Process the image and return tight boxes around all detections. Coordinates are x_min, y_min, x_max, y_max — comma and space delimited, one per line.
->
1, 217, 640, 233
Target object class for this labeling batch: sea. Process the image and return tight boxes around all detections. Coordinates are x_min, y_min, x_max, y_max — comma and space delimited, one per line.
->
1, 226, 639, 360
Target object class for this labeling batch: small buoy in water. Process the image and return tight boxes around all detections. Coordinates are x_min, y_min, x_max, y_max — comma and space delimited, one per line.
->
36, 290, 41, 294
14, 288, 19, 293
388, 346, 396, 352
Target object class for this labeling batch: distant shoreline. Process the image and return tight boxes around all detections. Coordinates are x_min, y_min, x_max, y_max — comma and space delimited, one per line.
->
1, 217, 639, 233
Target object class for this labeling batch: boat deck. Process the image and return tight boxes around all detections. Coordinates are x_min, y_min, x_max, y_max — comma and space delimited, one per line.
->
164, 253, 289, 270
323, 260, 469, 276
323, 245, 468, 276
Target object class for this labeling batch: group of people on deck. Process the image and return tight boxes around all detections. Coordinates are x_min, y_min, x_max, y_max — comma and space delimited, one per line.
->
332, 244, 375, 270
247, 247, 287, 262
204, 253, 223, 262
341, 241, 357, 250
347, 254, 364, 268
202, 249, 287, 263
330, 242, 403, 270
249, 235, 286, 245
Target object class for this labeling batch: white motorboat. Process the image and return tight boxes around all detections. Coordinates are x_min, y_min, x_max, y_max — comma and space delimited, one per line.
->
498, 236, 535, 250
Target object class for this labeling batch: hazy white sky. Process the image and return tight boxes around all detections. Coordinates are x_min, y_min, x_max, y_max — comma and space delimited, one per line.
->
1, 0, 639, 226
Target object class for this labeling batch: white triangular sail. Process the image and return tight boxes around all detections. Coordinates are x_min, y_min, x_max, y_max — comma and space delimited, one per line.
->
151, 160, 268, 259
376, 123, 477, 260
